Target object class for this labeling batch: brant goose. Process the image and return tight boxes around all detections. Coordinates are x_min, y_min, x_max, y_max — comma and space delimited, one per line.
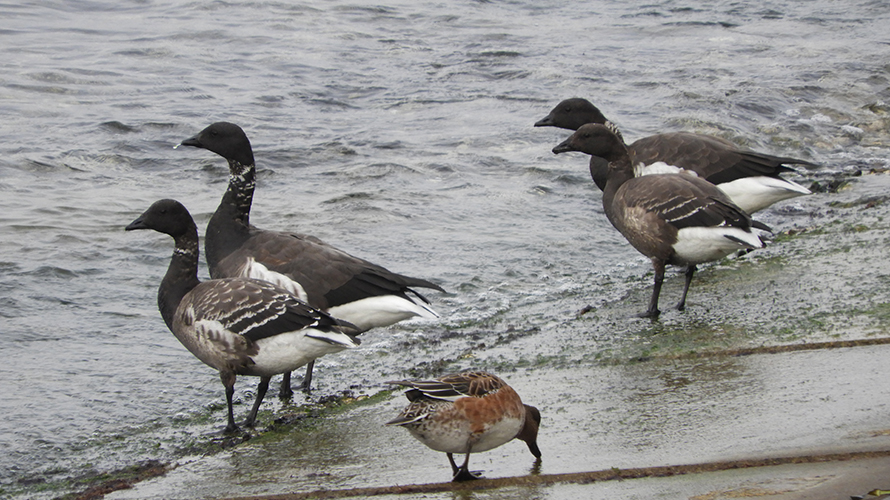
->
126, 199, 359, 432
553, 124, 769, 318
179, 122, 444, 395
535, 98, 813, 213
386, 371, 541, 482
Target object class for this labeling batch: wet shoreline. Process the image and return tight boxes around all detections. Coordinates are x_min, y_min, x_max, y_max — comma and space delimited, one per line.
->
4, 2, 890, 497
70, 449, 890, 500
40, 170, 890, 499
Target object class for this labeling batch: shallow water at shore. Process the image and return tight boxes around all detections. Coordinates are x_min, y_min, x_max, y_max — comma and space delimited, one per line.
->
2, 0, 890, 498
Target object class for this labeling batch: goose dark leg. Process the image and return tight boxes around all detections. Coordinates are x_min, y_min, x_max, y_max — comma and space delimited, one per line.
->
244, 376, 270, 428
451, 452, 479, 482
220, 371, 239, 433
298, 361, 314, 394
676, 265, 696, 311
640, 260, 665, 318
278, 371, 293, 398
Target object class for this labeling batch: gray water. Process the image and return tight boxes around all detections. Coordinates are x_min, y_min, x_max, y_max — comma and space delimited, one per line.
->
2, 0, 889, 498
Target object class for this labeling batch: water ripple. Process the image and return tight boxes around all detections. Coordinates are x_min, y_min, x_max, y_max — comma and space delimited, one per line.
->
2, 0, 890, 497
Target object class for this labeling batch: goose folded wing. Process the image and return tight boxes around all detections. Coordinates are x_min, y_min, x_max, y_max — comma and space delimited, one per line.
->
630, 133, 735, 176
629, 176, 753, 230
325, 268, 441, 307
630, 132, 810, 183
705, 150, 815, 185
274, 231, 445, 302
192, 279, 344, 343
220, 228, 442, 309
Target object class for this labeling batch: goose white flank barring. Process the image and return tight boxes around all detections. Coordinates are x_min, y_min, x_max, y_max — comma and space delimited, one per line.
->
126, 199, 359, 432
386, 371, 541, 482
553, 124, 771, 318
178, 122, 444, 395
536, 97, 813, 213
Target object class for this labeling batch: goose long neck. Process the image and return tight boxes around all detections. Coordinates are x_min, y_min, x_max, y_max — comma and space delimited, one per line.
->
158, 230, 201, 330
601, 156, 635, 215
205, 159, 256, 277
222, 159, 256, 227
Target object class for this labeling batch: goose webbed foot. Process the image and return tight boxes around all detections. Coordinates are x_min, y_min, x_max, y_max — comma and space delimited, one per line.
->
298, 380, 312, 394
278, 371, 294, 399
637, 308, 660, 319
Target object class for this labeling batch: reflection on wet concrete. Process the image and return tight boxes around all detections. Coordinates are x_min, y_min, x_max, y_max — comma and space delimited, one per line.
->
103, 173, 890, 498
106, 339, 890, 499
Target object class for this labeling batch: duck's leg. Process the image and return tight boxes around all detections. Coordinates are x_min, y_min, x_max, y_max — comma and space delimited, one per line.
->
278, 371, 293, 398
298, 361, 315, 394
244, 376, 271, 428
220, 371, 240, 433
640, 259, 665, 318
451, 452, 480, 482
447, 453, 460, 476
676, 265, 696, 311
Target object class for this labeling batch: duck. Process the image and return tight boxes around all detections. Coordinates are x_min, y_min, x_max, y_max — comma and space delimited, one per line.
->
553, 124, 770, 318
535, 97, 813, 213
126, 199, 360, 432
386, 371, 541, 482
178, 122, 444, 395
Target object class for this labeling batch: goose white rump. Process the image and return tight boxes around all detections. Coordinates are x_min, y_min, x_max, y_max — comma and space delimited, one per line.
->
671, 226, 764, 265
